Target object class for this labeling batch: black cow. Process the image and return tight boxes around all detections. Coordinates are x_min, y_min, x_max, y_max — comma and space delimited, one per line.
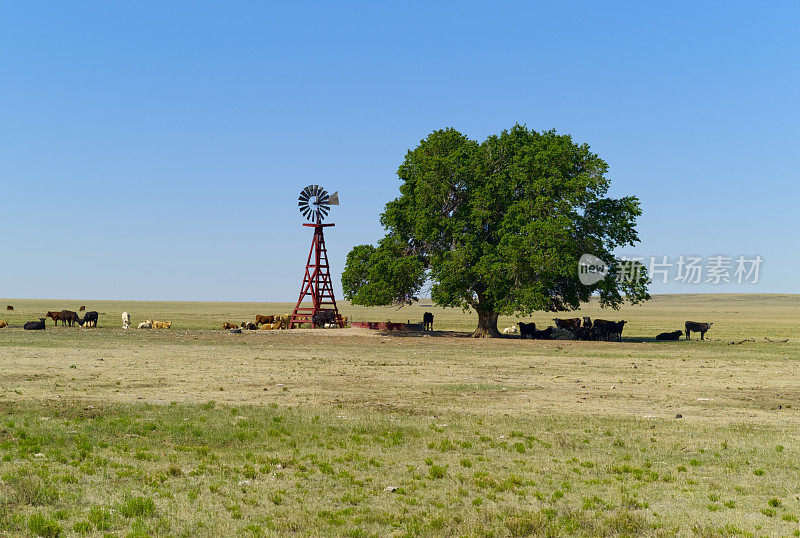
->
685, 321, 712, 340
423, 312, 434, 331
518, 322, 536, 339
24, 318, 46, 330
593, 319, 626, 341
582, 316, 592, 328
61, 310, 80, 327
79, 311, 99, 328
656, 330, 683, 341
241, 322, 258, 330
312, 310, 336, 328
533, 326, 554, 340
573, 326, 595, 341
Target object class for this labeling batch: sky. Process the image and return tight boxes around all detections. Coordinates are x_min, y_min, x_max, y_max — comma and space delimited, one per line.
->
1, 1, 798, 301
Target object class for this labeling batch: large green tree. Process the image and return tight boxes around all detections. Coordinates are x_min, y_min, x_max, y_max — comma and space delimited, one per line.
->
342, 125, 649, 337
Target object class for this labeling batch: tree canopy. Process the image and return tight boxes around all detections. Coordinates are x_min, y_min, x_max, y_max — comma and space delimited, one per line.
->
342, 125, 649, 336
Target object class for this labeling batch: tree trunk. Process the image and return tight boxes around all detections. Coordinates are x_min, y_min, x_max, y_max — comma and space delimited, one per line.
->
472, 309, 501, 338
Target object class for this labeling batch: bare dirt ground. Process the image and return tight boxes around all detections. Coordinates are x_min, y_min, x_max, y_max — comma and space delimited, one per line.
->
1, 295, 798, 426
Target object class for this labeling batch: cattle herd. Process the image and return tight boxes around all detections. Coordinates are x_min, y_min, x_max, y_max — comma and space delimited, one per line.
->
13, 309, 102, 330
223, 311, 350, 331
0, 304, 712, 341
503, 317, 713, 342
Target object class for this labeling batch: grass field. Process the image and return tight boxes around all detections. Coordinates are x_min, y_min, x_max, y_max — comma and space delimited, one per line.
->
1, 295, 799, 536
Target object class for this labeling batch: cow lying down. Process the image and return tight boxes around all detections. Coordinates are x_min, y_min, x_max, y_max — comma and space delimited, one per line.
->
656, 330, 683, 340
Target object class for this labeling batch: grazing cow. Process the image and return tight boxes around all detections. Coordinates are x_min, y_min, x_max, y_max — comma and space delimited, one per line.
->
502, 326, 519, 335
656, 330, 683, 341
518, 322, 536, 339
61, 310, 80, 327
222, 322, 239, 330
553, 318, 581, 331
138, 320, 153, 329
45, 311, 63, 326
685, 321, 713, 341
79, 311, 99, 328
122, 312, 131, 329
0, 320, 7, 328
6, 305, 13, 311
423, 312, 434, 331
153, 321, 172, 329
79, 306, 86, 312
255, 315, 274, 326
582, 316, 592, 329
312, 310, 336, 328
24, 318, 46, 330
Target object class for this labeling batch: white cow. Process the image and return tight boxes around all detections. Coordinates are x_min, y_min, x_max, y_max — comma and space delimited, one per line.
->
122, 312, 131, 329
502, 326, 519, 334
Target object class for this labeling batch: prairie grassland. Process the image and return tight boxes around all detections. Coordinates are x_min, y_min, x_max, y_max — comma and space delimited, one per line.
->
1, 295, 799, 536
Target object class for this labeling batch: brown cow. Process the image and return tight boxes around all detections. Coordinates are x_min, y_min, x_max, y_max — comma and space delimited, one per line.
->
685, 321, 712, 340
61, 310, 80, 327
222, 322, 239, 330
255, 315, 274, 326
79, 305, 86, 312
6, 305, 13, 311
45, 311, 63, 326
0, 320, 7, 328
553, 318, 581, 331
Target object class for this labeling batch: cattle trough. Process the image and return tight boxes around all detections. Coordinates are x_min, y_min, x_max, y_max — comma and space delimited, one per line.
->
351, 321, 423, 332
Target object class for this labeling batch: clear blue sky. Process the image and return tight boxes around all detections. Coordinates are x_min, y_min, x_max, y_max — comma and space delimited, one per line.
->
1, 1, 797, 301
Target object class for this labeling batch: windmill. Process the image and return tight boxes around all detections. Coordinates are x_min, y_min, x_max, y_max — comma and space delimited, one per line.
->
289, 185, 344, 329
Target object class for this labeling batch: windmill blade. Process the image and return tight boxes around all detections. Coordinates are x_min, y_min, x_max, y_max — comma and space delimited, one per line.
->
297, 185, 336, 222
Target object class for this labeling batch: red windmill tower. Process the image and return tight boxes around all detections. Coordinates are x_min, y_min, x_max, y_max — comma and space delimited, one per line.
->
289, 185, 345, 329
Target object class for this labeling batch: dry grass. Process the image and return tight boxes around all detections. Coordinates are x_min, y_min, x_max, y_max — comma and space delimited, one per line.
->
1, 294, 799, 535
